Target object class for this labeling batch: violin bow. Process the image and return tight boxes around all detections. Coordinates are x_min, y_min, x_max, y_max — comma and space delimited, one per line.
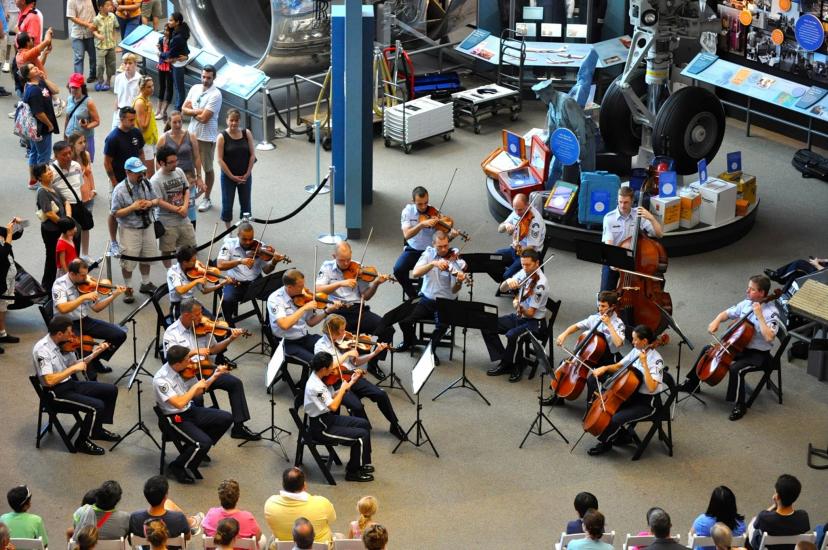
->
436, 168, 459, 213
313, 245, 318, 301
513, 253, 556, 292
252, 206, 275, 261
353, 297, 365, 353
355, 227, 373, 278
203, 222, 219, 278
326, 322, 346, 380
559, 345, 607, 409
206, 293, 227, 351
93, 240, 110, 294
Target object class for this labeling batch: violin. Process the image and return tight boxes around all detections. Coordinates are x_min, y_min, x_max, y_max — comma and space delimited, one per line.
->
193, 316, 250, 339
341, 262, 397, 284
76, 276, 127, 296
336, 331, 378, 352
615, 185, 672, 336
245, 240, 290, 264
291, 289, 336, 308
440, 250, 473, 287
186, 260, 235, 285
513, 209, 534, 255
418, 206, 470, 241
180, 358, 230, 380
60, 334, 98, 354
550, 323, 607, 400
693, 289, 782, 386
582, 334, 669, 437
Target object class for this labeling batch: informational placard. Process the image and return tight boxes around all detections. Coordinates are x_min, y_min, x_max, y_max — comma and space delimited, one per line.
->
659, 171, 677, 197
550, 128, 580, 166
795, 14, 825, 52
726, 151, 742, 173
698, 159, 708, 184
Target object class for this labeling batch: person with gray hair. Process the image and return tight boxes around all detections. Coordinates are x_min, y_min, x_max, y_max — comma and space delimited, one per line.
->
290, 518, 314, 550
645, 509, 690, 550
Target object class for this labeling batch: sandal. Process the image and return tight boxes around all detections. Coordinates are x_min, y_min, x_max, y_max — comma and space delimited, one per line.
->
123, 288, 135, 304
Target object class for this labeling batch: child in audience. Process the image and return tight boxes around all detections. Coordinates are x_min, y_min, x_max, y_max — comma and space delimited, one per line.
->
567, 492, 599, 534
348, 496, 378, 540
568, 510, 612, 550
56, 217, 78, 276
692, 486, 745, 550
213, 519, 238, 550
74, 525, 98, 550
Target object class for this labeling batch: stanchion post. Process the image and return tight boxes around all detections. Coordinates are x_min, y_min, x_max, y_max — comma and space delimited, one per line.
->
317, 165, 345, 244
256, 84, 276, 151
305, 119, 329, 195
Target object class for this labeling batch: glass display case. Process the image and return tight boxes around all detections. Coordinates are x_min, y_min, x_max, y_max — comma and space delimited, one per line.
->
512, 0, 601, 42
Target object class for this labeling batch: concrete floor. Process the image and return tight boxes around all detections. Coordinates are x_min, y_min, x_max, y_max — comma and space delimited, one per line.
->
0, 40, 826, 549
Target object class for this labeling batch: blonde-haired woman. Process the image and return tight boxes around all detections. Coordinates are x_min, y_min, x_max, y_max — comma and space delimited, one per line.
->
133, 75, 158, 177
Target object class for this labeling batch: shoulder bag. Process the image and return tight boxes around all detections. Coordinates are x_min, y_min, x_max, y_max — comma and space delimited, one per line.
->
52, 163, 95, 230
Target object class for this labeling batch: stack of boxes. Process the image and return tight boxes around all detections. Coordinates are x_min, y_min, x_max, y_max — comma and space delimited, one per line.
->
718, 171, 757, 217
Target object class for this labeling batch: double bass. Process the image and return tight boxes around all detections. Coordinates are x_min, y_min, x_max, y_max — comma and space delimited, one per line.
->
582, 334, 669, 437
615, 186, 672, 336
693, 289, 782, 386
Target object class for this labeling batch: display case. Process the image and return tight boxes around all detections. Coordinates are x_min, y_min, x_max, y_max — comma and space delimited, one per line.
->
498, 135, 551, 201
512, 0, 600, 43
481, 130, 529, 179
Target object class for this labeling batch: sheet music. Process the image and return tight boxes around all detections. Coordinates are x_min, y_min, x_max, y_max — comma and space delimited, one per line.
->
412, 343, 436, 395
266, 341, 286, 388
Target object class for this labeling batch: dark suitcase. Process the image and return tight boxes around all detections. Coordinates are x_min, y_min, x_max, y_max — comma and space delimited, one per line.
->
792, 148, 828, 181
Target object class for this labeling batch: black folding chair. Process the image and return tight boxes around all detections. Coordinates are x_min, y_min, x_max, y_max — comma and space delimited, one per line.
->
630, 371, 677, 461
289, 394, 342, 486
29, 375, 84, 453
521, 298, 562, 380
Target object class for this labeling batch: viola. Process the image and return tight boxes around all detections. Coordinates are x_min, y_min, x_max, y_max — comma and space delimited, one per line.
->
550, 324, 608, 400
418, 206, 470, 241
322, 364, 354, 386
291, 289, 336, 308
186, 260, 235, 285
615, 188, 672, 336
60, 334, 98, 354
582, 334, 669, 437
693, 289, 782, 386
76, 276, 128, 296
341, 262, 397, 284
245, 240, 290, 264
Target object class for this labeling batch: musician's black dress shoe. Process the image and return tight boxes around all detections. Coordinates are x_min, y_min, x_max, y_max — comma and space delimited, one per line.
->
508, 366, 524, 383
345, 470, 374, 482
95, 364, 113, 374
231, 424, 262, 441
587, 441, 613, 456
541, 395, 564, 406
91, 428, 120, 442
394, 342, 413, 353
487, 363, 511, 376
216, 355, 237, 369
189, 467, 204, 480
201, 454, 211, 464
361, 464, 375, 473
729, 404, 747, 421
677, 380, 701, 394
367, 364, 386, 380
390, 424, 407, 441
76, 439, 106, 455
168, 464, 195, 484
763, 268, 782, 283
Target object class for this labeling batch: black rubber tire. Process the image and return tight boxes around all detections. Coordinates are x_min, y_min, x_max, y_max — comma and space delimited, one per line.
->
599, 68, 647, 157
652, 86, 725, 175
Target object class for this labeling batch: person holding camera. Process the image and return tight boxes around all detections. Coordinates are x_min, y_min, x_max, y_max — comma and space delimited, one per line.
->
110, 156, 159, 303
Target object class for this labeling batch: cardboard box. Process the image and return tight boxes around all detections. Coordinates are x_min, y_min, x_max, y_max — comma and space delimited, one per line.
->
718, 171, 757, 205
679, 190, 701, 229
498, 135, 551, 202
650, 196, 681, 233
736, 198, 749, 217
698, 178, 737, 226
481, 130, 528, 179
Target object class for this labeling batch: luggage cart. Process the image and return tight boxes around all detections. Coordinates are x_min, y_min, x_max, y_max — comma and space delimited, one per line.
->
382, 85, 454, 154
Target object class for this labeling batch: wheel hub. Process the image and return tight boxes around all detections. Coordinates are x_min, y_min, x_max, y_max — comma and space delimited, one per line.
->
684, 112, 717, 157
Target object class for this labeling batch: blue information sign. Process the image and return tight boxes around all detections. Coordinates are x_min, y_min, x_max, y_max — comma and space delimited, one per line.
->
726, 151, 742, 173
659, 171, 677, 197
698, 159, 708, 184
550, 128, 580, 166
795, 14, 825, 52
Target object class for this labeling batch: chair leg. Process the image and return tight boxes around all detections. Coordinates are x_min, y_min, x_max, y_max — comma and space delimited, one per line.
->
746, 371, 771, 408
159, 433, 166, 475
35, 407, 45, 448
776, 365, 783, 404
632, 423, 659, 461
306, 444, 337, 485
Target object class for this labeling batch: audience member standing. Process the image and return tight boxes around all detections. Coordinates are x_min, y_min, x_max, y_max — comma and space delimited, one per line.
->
110, 52, 139, 129
150, 145, 194, 267
157, 111, 203, 228
34, 163, 69, 290
114, 0, 140, 43
92, 0, 117, 91
0, 486, 48, 545
16, 0, 41, 47
0, 216, 24, 353
15, 28, 52, 76
69, 132, 96, 256
133, 75, 158, 176
182, 65, 221, 212
155, 24, 172, 120
141, 0, 161, 30
21, 62, 59, 189
51, 139, 85, 251
67, 0, 97, 83
1, 0, 18, 74
110, 157, 159, 301
161, 12, 189, 111
103, 105, 144, 256
216, 109, 255, 228
55, 217, 78, 276
65, 73, 100, 161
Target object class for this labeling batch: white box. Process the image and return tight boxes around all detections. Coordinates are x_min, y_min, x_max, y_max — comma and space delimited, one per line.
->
650, 196, 681, 233
698, 178, 737, 226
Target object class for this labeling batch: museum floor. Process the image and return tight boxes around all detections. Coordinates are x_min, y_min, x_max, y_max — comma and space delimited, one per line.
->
0, 42, 825, 549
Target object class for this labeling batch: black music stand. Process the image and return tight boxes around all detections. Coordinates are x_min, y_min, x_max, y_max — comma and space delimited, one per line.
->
520, 332, 568, 447
375, 300, 416, 404
393, 343, 439, 457
238, 341, 290, 459
652, 302, 704, 406
432, 299, 497, 406
114, 295, 156, 385
110, 357, 160, 451
462, 253, 509, 295
574, 240, 636, 271
231, 271, 285, 361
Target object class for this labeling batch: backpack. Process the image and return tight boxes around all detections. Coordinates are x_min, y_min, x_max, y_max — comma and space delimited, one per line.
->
13, 100, 40, 142
792, 148, 828, 182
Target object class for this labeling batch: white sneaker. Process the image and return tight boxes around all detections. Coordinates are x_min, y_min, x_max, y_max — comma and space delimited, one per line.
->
1, 62, 9, 73
197, 198, 212, 212
189, 512, 205, 535
109, 240, 122, 257
7, 111, 14, 119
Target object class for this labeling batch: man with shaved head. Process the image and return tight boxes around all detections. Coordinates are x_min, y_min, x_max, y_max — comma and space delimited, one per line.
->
315, 241, 394, 380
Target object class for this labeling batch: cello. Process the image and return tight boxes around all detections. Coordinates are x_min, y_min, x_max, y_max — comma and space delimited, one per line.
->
582, 334, 669, 437
550, 323, 607, 400
693, 289, 782, 386
615, 184, 672, 336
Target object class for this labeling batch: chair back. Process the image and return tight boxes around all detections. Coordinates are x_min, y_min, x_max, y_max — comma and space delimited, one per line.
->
29, 374, 48, 401
556, 532, 586, 550
11, 539, 45, 550
687, 533, 745, 549
758, 532, 816, 550
333, 540, 366, 550
623, 534, 679, 550
274, 542, 328, 550
38, 298, 54, 328
203, 535, 258, 550
69, 538, 125, 550
130, 534, 187, 550
149, 283, 173, 327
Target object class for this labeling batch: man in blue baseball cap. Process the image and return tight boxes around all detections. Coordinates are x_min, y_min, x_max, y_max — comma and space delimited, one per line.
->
110, 156, 160, 303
